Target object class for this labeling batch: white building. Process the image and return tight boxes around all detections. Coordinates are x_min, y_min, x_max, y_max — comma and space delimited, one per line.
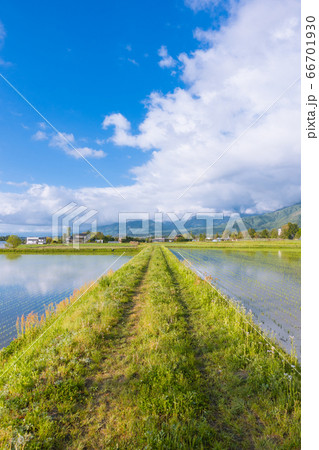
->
26, 237, 39, 245
26, 237, 46, 245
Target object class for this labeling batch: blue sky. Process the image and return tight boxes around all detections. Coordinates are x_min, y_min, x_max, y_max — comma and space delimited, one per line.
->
0, 0, 300, 232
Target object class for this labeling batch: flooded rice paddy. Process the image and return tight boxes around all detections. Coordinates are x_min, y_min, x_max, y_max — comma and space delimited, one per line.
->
0, 254, 131, 348
171, 248, 301, 359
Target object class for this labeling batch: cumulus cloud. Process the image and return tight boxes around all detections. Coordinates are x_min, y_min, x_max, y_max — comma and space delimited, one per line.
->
158, 45, 177, 68
0, 0, 301, 230
0, 184, 126, 228
102, 0, 301, 214
102, 113, 137, 147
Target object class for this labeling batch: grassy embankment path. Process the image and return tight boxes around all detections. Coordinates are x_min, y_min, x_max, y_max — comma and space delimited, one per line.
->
0, 247, 300, 448
0, 243, 142, 255
164, 240, 301, 250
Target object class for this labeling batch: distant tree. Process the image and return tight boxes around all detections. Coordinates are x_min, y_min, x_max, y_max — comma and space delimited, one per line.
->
103, 234, 115, 242
121, 237, 131, 243
260, 229, 270, 239
6, 235, 22, 248
199, 233, 206, 241
46, 237, 52, 244
176, 235, 189, 242
237, 232, 243, 239
281, 223, 299, 239
270, 228, 278, 239
88, 231, 105, 242
295, 228, 301, 239
248, 228, 256, 238
230, 232, 238, 240
289, 223, 299, 239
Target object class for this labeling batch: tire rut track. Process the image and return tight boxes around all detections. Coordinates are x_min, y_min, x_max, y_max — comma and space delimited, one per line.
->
160, 248, 220, 416
70, 249, 153, 448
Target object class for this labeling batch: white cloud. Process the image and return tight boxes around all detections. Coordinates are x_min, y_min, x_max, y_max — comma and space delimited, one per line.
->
74, 146, 106, 159
50, 131, 75, 148
102, 113, 137, 147
185, 0, 231, 12
0, 57, 12, 67
158, 45, 177, 68
0, 21, 6, 46
0, 20, 12, 67
95, 138, 107, 146
193, 27, 215, 44
0, 0, 301, 229
128, 58, 139, 66
6, 181, 29, 187
31, 129, 107, 159
32, 130, 48, 141
49, 133, 106, 159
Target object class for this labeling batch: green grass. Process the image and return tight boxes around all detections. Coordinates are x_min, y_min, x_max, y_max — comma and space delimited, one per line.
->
0, 246, 300, 448
164, 239, 301, 250
0, 242, 143, 255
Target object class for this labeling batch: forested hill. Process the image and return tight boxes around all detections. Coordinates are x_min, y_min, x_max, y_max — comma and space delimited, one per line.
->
242, 202, 301, 230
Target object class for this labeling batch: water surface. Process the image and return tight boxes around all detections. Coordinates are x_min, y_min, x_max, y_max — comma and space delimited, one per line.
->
172, 248, 300, 359
0, 254, 131, 348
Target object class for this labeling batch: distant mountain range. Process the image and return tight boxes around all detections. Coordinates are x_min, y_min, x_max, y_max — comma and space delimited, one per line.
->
5, 203, 300, 238
100, 203, 301, 237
